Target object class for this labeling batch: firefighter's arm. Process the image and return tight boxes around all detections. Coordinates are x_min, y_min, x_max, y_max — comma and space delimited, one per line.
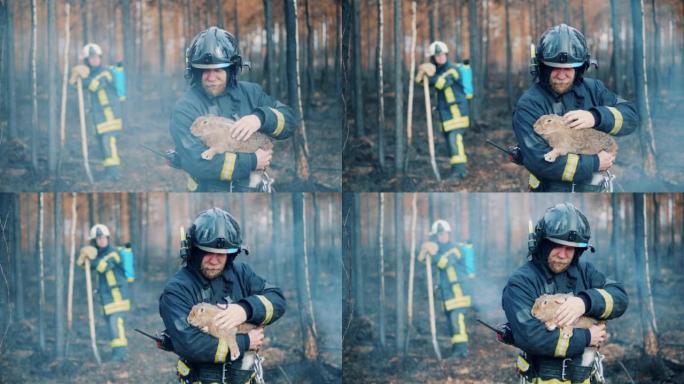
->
94, 251, 121, 274
513, 101, 598, 183
170, 101, 255, 182
588, 80, 639, 137
236, 263, 286, 327
85, 69, 114, 93
432, 67, 460, 90
159, 288, 249, 363
251, 84, 297, 140
435, 246, 462, 269
576, 262, 629, 321
502, 277, 590, 358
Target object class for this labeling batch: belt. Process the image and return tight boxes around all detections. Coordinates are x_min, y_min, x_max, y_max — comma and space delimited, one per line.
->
178, 360, 255, 384
536, 180, 605, 193
530, 355, 594, 382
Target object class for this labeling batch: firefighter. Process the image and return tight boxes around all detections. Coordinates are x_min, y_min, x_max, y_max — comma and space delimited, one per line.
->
170, 26, 297, 192
416, 41, 472, 180
76, 43, 124, 180
159, 207, 286, 383
513, 24, 639, 192
420, 219, 472, 358
502, 202, 628, 383
77, 224, 131, 362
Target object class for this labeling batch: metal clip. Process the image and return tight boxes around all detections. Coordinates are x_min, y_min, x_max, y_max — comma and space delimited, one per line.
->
561, 358, 571, 381
221, 362, 227, 384
593, 350, 606, 384
254, 353, 265, 384
603, 170, 615, 192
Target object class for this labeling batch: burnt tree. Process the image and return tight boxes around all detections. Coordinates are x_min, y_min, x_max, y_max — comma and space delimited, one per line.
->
54, 193, 66, 359
377, 0, 386, 169
394, 0, 404, 172
351, 0, 364, 136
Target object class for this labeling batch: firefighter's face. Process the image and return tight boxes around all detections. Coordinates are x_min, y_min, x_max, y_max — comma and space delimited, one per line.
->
549, 67, 575, 94
202, 68, 227, 97
547, 244, 575, 273
95, 235, 108, 248
434, 53, 447, 65
87, 54, 101, 67
437, 231, 450, 243
200, 252, 228, 279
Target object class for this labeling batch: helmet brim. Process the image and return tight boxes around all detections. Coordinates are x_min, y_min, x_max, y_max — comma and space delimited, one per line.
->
541, 60, 584, 68
197, 244, 239, 254
546, 237, 588, 248
190, 62, 233, 69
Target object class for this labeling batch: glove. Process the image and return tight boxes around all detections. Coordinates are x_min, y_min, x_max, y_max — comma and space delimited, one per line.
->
415, 62, 436, 83
69, 64, 90, 85
77, 245, 97, 266
417, 241, 439, 262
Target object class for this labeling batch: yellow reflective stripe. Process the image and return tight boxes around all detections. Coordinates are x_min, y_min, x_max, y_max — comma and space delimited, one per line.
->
105, 270, 117, 286
256, 295, 274, 325
517, 355, 530, 372
444, 284, 471, 310
449, 68, 460, 80
529, 173, 540, 188
561, 154, 579, 182
103, 137, 121, 167
96, 259, 108, 273
446, 266, 457, 282
450, 134, 467, 164
269, 107, 285, 137
444, 87, 456, 104
443, 247, 462, 260
97, 89, 110, 107
96, 119, 122, 134
596, 288, 614, 319
105, 252, 121, 263
553, 331, 570, 357
530, 379, 588, 384
435, 75, 447, 90
111, 287, 123, 302
104, 299, 130, 314
187, 176, 199, 191
219, 153, 237, 181
606, 106, 623, 135
110, 317, 127, 347
436, 254, 449, 269
88, 79, 100, 91
442, 104, 469, 131
111, 337, 128, 347
450, 313, 468, 343
177, 360, 191, 377
214, 338, 229, 363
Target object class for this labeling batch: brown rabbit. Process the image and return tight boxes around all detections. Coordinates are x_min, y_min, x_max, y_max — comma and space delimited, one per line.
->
532, 293, 601, 366
533, 114, 618, 163
187, 303, 257, 365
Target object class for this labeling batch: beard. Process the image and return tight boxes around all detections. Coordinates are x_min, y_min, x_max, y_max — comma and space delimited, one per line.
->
202, 81, 226, 97
200, 266, 224, 280
548, 259, 571, 273
550, 78, 573, 94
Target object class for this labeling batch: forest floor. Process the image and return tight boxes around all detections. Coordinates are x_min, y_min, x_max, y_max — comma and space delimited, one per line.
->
0, 267, 341, 383
0, 82, 341, 192
343, 74, 684, 192
343, 265, 684, 383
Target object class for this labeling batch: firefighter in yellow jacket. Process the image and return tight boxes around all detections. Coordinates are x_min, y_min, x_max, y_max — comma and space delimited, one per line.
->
78, 224, 131, 362
74, 43, 124, 180
419, 220, 472, 358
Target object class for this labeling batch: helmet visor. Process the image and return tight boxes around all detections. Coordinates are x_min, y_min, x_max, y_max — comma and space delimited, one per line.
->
546, 237, 588, 248
196, 244, 239, 254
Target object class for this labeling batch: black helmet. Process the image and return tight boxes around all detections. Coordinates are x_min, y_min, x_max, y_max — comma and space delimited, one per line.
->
188, 207, 243, 254
185, 26, 242, 86
529, 202, 592, 256
537, 24, 589, 69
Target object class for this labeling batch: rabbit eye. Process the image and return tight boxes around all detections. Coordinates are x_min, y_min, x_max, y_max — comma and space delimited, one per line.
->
543, 300, 547, 305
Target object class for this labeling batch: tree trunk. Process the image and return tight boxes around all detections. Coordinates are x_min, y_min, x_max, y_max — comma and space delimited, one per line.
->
404, 193, 417, 352
352, 0, 364, 136
215, 0, 223, 28
633, 193, 665, 376
352, 194, 364, 313
30, 0, 38, 172
481, 0, 489, 89
611, 194, 621, 279
428, 1, 436, 42
37, 193, 45, 352
12, 194, 23, 320
394, 194, 405, 351
342, 192, 354, 342
264, 0, 276, 96
610, 0, 623, 95
468, 0, 480, 123
158, 0, 165, 77
165, 193, 172, 277
377, 0, 385, 170
292, 193, 318, 361
67, 193, 77, 331
54, 193, 66, 359
405, 1, 417, 147
649, 0, 660, 116
285, 0, 311, 182
394, 0, 404, 173
80, 0, 89, 45
378, 193, 386, 347
305, 0, 314, 103
5, 0, 17, 140
127, 193, 139, 281
271, 193, 281, 284
505, 0, 513, 111
631, 0, 657, 177
233, 0, 239, 42
122, 0, 134, 106
46, 0, 57, 176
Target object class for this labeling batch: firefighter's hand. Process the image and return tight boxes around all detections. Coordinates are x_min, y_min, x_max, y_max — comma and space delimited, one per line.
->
231, 114, 261, 142
247, 327, 265, 351
588, 322, 607, 347
69, 64, 90, 85
213, 304, 248, 330
255, 148, 272, 171
77, 245, 98, 266
553, 296, 586, 327
415, 62, 436, 83
597, 150, 615, 171
563, 110, 595, 130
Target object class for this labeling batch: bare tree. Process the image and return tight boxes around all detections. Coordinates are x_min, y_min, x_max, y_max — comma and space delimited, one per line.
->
215, 0, 223, 28
305, 0, 314, 103
165, 193, 172, 277
67, 193, 77, 331
55, 193, 66, 359
505, 0, 513, 111
378, 193, 385, 347
80, 0, 89, 45
352, 0, 364, 136
263, 0, 276, 96
377, 0, 386, 169
405, 1, 417, 148
610, 0, 623, 95
468, 0, 480, 123
631, 0, 657, 177
5, 0, 17, 140
394, 0, 404, 173
12, 194, 23, 320
30, 0, 38, 172
37, 193, 45, 352
158, 0, 165, 77
394, 194, 405, 351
